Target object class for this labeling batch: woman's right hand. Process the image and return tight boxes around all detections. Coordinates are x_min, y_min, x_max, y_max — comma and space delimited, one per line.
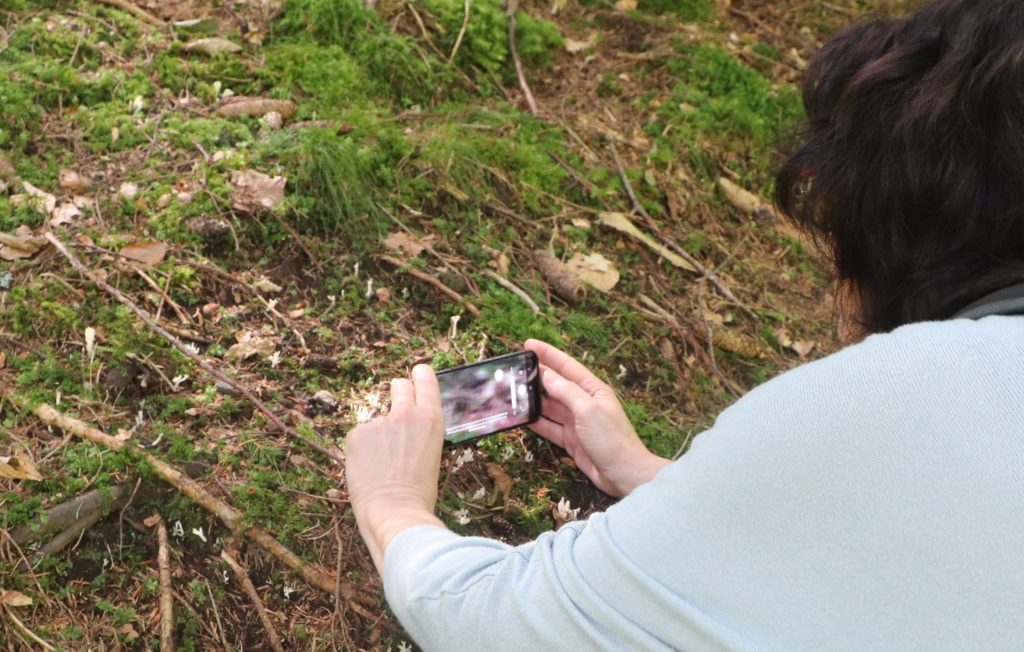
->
525, 339, 670, 498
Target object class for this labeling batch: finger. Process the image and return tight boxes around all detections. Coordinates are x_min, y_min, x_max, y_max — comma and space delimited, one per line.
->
539, 366, 595, 416
411, 364, 441, 411
537, 369, 573, 423
528, 416, 566, 448
390, 378, 415, 412
526, 339, 606, 394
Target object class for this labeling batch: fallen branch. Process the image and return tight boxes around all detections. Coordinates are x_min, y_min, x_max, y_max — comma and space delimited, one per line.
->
221, 550, 286, 652
14, 400, 370, 606
377, 255, 481, 318
44, 234, 342, 466
145, 514, 175, 652
11, 485, 128, 546
482, 270, 541, 314
505, 0, 539, 116
449, 0, 472, 63
93, 0, 162, 26
609, 144, 755, 317
2, 606, 55, 651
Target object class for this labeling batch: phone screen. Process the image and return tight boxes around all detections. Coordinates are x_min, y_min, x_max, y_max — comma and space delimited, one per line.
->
438, 351, 540, 446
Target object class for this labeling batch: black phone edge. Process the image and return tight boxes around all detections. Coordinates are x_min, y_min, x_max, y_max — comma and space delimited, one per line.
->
439, 350, 542, 448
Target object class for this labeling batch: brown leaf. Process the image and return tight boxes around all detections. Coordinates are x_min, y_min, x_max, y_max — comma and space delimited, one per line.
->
216, 97, 298, 120
790, 340, 817, 358
20, 181, 56, 215
0, 454, 43, 481
120, 241, 168, 268
485, 463, 514, 505
225, 334, 276, 361
0, 229, 47, 261
565, 252, 620, 292
382, 231, 432, 258
717, 177, 763, 214
58, 168, 88, 191
50, 202, 82, 227
0, 590, 32, 607
230, 169, 286, 210
184, 37, 242, 56
615, 0, 637, 10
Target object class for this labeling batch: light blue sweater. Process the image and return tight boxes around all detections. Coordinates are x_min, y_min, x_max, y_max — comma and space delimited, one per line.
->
384, 317, 1024, 651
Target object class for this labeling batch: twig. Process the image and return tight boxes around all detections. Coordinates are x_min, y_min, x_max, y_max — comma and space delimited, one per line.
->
506, 0, 539, 116
93, 0, 163, 26
608, 143, 756, 318
277, 212, 324, 274
2, 607, 55, 651
136, 268, 191, 324
482, 270, 540, 313
549, 153, 611, 210
146, 514, 175, 652
12, 400, 371, 606
221, 550, 286, 652
449, 0, 472, 63
44, 233, 342, 465
379, 204, 480, 296
377, 255, 481, 318
632, 294, 745, 397
10, 485, 129, 546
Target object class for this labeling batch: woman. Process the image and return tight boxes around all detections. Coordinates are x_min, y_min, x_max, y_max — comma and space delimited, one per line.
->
345, 0, 1024, 649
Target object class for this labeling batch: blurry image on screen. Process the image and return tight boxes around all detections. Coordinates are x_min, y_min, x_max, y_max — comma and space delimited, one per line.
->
440, 356, 534, 444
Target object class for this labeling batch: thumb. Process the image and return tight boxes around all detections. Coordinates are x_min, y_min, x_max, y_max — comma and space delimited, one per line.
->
541, 367, 593, 417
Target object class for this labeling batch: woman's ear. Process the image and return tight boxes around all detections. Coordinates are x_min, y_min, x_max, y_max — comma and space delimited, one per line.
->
835, 280, 867, 345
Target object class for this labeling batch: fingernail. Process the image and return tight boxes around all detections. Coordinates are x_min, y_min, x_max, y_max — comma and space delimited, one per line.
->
412, 364, 434, 379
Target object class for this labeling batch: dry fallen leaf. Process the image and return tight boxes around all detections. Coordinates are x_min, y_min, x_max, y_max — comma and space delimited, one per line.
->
615, 0, 637, 10
120, 241, 168, 268
58, 168, 87, 191
0, 454, 43, 481
790, 340, 817, 358
564, 34, 598, 54
382, 231, 433, 258
230, 169, 286, 210
216, 97, 298, 120
598, 212, 697, 272
565, 252, 620, 292
0, 228, 48, 261
184, 37, 242, 56
225, 339, 276, 361
21, 181, 56, 215
252, 277, 282, 294
717, 177, 765, 215
0, 590, 32, 607
50, 202, 82, 227
119, 182, 138, 200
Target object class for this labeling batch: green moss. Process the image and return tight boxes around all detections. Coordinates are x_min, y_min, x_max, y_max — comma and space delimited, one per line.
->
637, 0, 711, 20
623, 399, 683, 458
475, 287, 563, 344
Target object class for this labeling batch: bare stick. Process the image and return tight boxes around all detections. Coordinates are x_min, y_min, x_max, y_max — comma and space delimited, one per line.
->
93, 0, 162, 26
16, 400, 370, 605
482, 270, 540, 313
221, 550, 286, 652
43, 233, 342, 465
449, 0, 472, 63
506, 0, 539, 116
136, 269, 191, 324
11, 485, 128, 546
2, 608, 55, 651
608, 143, 756, 318
377, 254, 481, 317
145, 514, 175, 652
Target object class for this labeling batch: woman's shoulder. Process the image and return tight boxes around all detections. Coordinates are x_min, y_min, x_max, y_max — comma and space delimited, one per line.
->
711, 316, 1024, 435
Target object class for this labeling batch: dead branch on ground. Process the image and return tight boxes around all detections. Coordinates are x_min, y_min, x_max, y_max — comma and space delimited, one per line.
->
531, 250, 582, 303
377, 255, 482, 317
144, 514, 175, 652
93, 0, 162, 26
482, 270, 541, 314
11, 399, 372, 607
44, 233, 343, 466
221, 550, 286, 652
608, 143, 756, 318
506, 0, 540, 116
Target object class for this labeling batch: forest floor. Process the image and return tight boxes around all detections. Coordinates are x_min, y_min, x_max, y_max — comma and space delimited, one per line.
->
0, 0, 904, 649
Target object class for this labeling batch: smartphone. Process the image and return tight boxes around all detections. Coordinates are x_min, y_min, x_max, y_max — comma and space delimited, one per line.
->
438, 351, 542, 446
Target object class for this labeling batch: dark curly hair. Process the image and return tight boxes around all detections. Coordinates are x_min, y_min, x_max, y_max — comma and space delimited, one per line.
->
776, 0, 1024, 334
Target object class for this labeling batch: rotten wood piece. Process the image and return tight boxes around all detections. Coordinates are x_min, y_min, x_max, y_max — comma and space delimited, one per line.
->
43, 233, 343, 466
531, 250, 583, 303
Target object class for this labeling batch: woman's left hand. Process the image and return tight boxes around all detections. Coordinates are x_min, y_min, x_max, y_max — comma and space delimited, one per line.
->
345, 364, 448, 572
